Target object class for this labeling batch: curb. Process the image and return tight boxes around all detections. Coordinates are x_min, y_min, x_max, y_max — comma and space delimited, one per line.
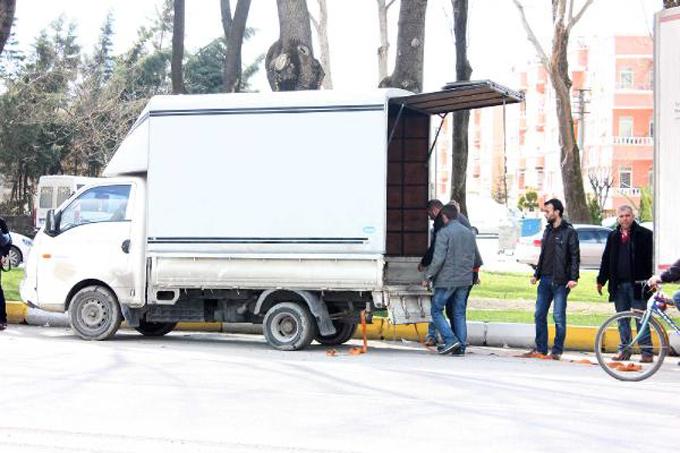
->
5, 301, 679, 354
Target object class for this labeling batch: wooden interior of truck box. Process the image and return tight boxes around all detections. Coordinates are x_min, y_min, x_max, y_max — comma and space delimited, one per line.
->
386, 106, 430, 257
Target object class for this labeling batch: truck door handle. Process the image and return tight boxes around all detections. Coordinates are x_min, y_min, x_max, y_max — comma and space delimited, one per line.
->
121, 240, 130, 254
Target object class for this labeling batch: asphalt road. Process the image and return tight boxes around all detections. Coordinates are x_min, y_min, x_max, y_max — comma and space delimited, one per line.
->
1, 325, 679, 453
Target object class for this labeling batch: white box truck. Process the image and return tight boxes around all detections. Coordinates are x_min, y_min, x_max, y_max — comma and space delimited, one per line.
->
21, 82, 521, 350
654, 7, 680, 271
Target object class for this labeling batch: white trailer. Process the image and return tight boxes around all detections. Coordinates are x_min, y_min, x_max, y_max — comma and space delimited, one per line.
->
21, 83, 521, 350
654, 7, 680, 271
34, 175, 99, 230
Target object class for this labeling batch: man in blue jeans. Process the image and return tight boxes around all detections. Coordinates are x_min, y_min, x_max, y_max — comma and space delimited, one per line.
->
422, 204, 477, 355
597, 205, 654, 362
523, 199, 580, 360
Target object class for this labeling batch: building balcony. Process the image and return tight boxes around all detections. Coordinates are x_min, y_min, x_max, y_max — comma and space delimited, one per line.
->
613, 136, 653, 146
615, 83, 652, 91
616, 187, 641, 196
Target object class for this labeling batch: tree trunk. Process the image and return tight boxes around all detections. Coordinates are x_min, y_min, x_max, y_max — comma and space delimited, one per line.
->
223, 0, 252, 92
550, 20, 589, 223
0, 0, 16, 56
375, 0, 393, 83
450, 0, 472, 216
266, 0, 324, 91
379, 0, 427, 93
171, 0, 186, 94
221, 0, 233, 38
310, 0, 332, 89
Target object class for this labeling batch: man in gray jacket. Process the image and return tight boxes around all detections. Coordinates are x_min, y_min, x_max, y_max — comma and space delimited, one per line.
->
422, 204, 478, 355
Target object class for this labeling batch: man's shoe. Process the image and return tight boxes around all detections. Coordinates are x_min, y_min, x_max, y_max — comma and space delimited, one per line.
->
437, 341, 462, 355
451, 350, 466, 357
0, 323, 6, 331
640, 355, 654, 364
547, 353, 561, 361
612, 351, 632, 361
519, 349, 547, 359
423, 336, 437, 347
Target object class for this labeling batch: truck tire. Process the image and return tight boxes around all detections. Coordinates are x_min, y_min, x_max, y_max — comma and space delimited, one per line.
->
68, 285, 122, 341
263, 302, 316, 351
135, 320, 177, 337
315, 321, 357, 346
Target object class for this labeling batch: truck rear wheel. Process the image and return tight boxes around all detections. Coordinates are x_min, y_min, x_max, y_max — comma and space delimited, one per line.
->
263, 302, 316, 351
68, 285, 122, 341
135, 320, 177, 337
315, 320, 357, 346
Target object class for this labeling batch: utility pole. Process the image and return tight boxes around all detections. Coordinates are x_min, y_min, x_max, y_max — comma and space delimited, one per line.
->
573, 88, 591, 170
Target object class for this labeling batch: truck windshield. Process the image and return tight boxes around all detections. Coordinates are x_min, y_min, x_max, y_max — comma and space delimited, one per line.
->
59, 185, 131, 232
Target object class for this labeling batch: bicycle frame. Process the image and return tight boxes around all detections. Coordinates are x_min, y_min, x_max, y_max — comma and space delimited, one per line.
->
629, 289, 680, 347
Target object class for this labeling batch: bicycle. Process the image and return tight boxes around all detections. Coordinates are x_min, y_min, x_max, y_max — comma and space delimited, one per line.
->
594, 284, 680, 381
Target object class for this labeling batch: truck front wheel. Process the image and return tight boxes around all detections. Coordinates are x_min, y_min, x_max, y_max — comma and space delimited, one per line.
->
315, 320, 357, 346
135, 320, 177, 337
263, 302, 316, 351
68, 285, 122, 341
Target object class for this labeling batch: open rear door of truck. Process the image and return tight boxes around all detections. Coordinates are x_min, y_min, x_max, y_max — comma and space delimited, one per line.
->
382, 80, 523, 325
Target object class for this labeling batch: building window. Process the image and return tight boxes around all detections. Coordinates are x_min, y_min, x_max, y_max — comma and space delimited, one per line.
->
619, 68, 633, 89
619, 117, 634, 137
536, 168, 544, 191
619, 167, 632, 189
649, 120, 654, 138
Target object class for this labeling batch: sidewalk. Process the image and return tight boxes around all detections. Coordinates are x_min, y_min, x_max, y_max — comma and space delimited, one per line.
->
8, 300, 679, 354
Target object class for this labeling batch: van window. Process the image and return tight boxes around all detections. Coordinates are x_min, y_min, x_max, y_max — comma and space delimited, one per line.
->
59, 185, 131, 232
57, 186, 72, 206
39, 187, 54, 209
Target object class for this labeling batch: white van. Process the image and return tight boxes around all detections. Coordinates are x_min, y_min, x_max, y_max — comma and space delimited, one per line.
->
21, 83, 522, 350
34, 175, 99, 230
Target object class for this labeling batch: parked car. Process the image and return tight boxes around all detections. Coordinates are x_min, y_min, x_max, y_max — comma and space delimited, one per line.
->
515, 224, 612, 270
4, 232, 33, 268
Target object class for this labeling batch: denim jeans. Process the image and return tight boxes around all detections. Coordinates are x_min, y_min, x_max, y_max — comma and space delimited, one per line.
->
430, 288, 459, 346
534, 276, 569, 355
614, 282, 652, 356
446, 286, 471, 351
427, 287, 470, 348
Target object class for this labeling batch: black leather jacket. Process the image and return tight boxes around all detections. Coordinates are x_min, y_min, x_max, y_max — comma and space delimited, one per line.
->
533, 220, 580, 285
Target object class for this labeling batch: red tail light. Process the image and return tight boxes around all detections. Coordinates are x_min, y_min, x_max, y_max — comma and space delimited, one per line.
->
532, 239, 542, 247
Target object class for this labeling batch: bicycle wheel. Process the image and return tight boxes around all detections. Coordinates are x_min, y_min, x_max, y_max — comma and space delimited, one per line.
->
594, 311, 669, 382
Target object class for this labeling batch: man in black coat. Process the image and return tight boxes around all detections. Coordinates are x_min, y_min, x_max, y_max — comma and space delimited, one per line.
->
524, 199, 579, 360
0, 216, 9, 331
597, 205, 654, 362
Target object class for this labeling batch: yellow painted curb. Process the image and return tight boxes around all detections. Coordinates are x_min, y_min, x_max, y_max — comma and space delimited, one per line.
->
6, 301, 27, 324
176, 322, 223, 332
563, 325, 598, 351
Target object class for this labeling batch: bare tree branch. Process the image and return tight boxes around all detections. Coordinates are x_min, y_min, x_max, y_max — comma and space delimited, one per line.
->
568, 0, 594, 31
386, 0, 396, 10
512, 0, 549, 70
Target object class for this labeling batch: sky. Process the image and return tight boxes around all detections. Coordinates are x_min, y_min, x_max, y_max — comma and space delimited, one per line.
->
9, 0, 663, 93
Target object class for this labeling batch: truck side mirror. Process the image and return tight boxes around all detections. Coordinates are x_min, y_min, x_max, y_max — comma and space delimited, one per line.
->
45, 210, 58, 235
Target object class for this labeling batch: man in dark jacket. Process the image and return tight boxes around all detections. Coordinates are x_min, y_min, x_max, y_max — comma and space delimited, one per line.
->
647, 257, 680, 365
0, 217, 9, 331
597, 205, 653, 362
523, 199, 579, 360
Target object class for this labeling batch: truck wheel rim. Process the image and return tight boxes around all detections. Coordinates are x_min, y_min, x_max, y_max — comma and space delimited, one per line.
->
270, 312, 299, 343
80, 299, 109, 330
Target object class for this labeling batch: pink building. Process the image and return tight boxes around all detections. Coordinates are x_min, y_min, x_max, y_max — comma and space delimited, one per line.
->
464, 35, 653, 216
